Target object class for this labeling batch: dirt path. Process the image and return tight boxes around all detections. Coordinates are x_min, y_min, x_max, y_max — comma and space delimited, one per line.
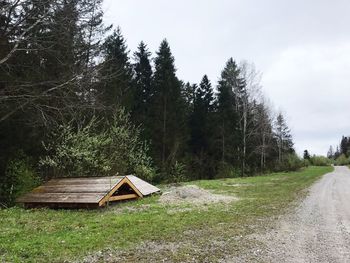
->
257, 166, 350, 262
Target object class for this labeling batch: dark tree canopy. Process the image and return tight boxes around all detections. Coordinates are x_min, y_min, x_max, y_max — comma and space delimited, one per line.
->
100, 27, 133, 110
303, 150, 311, 160
216, 58, 241, 164
132, 41, 153, 138
150, 39, 187, 172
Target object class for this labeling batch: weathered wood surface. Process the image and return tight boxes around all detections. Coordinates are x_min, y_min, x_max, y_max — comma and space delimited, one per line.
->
127, 175, 160, 196
17, 174, 160, 208
109, 193, 139, 201
32, 184, 120, 194
17, 193, 106, 203
45, 176, 124, 186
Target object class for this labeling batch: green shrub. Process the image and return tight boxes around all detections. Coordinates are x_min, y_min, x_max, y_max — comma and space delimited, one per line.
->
285, 153, 304, 171
40, 109, 155, 181
217, 162, 241, 178
0, 154, 40, 206
334, 154, 350, 166
274, 153, 304, 172
167, 161, 186, 183
303, 159, 310, 167
310, 155, 332, 166
134, 164, 156, 182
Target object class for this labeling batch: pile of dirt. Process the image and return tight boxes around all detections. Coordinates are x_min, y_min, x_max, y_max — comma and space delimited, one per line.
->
159, 185, 236, 205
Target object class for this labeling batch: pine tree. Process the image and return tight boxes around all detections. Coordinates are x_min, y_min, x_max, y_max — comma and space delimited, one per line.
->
79, 0, 108, 68
327, 145, 334, 159
340, 136, 349, 157
0, 0, 108, 204
216, 58, 241, 165
100, 27, 133, 110
132, 41, 153, 137
189, 75, 213, 153
150, 39, 187, 171
1, 0, 107, 125
303, 150, 311, 160
183, 82, 196, 108
334, 146, 341, 159
274, 113, 294, 163
188, 75, 216, 178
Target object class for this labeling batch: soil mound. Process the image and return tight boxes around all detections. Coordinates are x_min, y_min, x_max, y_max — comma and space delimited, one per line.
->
159, 185, 236, 205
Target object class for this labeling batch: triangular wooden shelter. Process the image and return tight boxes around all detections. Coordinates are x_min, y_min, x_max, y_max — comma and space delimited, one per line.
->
17, 175, 160, 208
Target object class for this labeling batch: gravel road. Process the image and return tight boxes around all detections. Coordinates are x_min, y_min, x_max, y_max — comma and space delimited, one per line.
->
260, 166, 350, 263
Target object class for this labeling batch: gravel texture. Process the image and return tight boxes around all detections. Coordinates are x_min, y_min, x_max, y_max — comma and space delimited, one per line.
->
253, 166, 350, 263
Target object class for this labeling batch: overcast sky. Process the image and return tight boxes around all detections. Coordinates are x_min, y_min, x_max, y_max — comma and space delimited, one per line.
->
103, 0, 350, 156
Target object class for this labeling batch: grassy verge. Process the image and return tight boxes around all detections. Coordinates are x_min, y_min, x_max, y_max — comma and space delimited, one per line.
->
0, 166, 333, 262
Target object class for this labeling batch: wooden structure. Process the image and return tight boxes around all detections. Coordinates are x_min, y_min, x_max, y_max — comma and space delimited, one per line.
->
17, 175, 160, 208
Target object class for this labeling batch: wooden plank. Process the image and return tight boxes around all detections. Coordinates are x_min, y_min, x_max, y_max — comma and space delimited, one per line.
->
45, 177, 123, 186
32, 185, 113, 194
127, 175, 160, 196
108, 194, 138, 202
98, 177, 144, 206
98, 177, 128, 206
48, 175, 123, 181
124, 177, 143, 197
24, 202, 100, 209
17, 193, 105, 204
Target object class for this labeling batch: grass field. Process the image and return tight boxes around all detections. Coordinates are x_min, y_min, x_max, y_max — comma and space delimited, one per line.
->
0, 166, 333, 262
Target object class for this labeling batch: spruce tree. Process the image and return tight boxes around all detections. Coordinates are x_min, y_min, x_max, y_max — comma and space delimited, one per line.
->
0, 0, 107, 128
190, 75, 214, 154
188, 75, 216, 178
183, 82, 196, 109
215, 58, 241, 165
327, 145, 334, 159
100, 27, 133, 110
150, 39, 187, 171
340, 136, 349, 157
0, 0, 108, 204
303, 150, 311, 160
334, 146, 341, 159
274, 113, 294, 163
132, 41, 153, 138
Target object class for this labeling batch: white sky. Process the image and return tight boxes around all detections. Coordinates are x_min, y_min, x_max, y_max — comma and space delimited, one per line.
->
103, 0, 350, 156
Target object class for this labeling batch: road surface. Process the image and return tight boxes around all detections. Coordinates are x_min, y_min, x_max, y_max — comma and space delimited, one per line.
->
261, 166, 350, 262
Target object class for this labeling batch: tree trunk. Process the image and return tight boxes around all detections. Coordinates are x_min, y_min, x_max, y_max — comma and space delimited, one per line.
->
261, 132, 265, 172
242, 103, 247, 176
162, 96, 167, 168
222, 120, 225, 163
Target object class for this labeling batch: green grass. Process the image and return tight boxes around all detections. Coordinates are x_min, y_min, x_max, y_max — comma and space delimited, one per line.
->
0, 166, 333, 262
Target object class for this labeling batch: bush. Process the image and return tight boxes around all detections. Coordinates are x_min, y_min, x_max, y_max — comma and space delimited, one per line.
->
217, 162, 241, 178
303, 159, 310, 167
0, 154, 40, 206
275, 153, 304, 172
40, 109, 155, 181
334, 154, 350, 166
285, 153, 304, 171
309, 156, 332, 166
168, 161, 186, 183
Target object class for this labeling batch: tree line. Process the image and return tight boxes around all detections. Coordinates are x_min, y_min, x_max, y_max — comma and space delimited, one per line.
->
0, 0, 298, 205
327, 136, 350, 165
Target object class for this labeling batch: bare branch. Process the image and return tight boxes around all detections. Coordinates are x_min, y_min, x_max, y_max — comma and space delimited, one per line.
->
0, 11, 49, 65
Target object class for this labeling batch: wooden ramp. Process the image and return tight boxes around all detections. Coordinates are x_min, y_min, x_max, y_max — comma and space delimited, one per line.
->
17, 175, 160, 208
